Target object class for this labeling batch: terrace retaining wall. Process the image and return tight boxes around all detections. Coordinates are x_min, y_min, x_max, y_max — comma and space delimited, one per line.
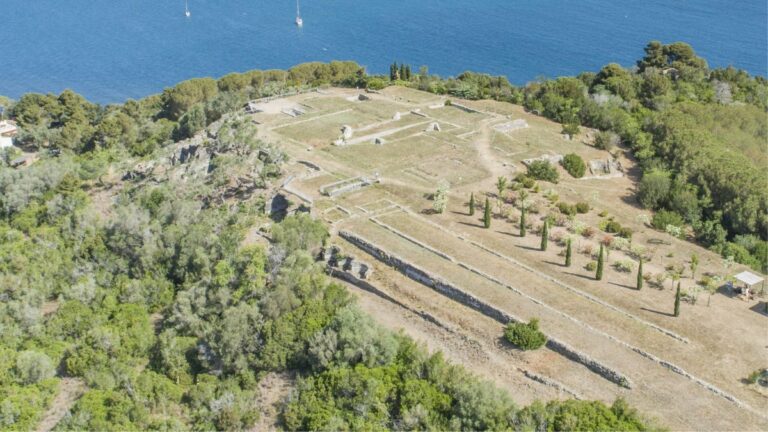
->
339, 230, 632, 389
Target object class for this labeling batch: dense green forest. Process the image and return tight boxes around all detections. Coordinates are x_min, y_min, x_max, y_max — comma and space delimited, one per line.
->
0, 60, 662, 430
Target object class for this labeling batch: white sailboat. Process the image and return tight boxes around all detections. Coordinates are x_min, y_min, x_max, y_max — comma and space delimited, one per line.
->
185, 0, 191, 17
295, 0, 303, 26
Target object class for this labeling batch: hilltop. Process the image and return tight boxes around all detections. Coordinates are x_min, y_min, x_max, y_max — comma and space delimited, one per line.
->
0, 42, 766, 431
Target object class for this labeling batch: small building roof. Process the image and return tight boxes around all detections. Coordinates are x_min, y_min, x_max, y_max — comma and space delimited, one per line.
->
734, 271, 764, 286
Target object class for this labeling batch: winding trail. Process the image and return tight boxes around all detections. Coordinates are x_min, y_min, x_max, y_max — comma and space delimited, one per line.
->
36, 378, 86, 432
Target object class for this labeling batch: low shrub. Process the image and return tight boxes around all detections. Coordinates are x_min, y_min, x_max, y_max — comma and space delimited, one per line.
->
527, 161, 559, 183
747, 368, 768, 386
557, 202, 576, 216
515, 174, 536, 189
599, 219, 632, 239
617, 227, 633, 240
582, 226, 596, 238
585, 261, 597, 271
562, 153, 586, 178
504, 319, 547, 351
600, 219, 623, 233
613, 260, 635, 273
652, 210, 685, 230
575, 202, 590, 213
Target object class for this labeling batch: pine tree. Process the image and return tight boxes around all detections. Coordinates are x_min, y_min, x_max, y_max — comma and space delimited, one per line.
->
596, 244, 604, 280
637, 258, 644, 290
483, 197, 491, 229
674, 282, 681, 317
519, 207, 526, 237
565, 238, 572, 267
469, 193, 475, 216
540, 220, 549, 251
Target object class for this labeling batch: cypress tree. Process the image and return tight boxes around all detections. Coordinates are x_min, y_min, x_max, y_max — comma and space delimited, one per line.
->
483, 198, 491, 229
637, 258, 644, 290
596, 244, 604, 280
519, 207, 526, 237
405, 64, 412, 80
565, 238, 572, 267
674, 282, 681, 317
399, 64, 406, 81
540, 220, 549, 251
469, 193, 475, 216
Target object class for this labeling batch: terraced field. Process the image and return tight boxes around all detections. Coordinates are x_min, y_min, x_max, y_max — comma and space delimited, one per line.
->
251, 86, 767, 431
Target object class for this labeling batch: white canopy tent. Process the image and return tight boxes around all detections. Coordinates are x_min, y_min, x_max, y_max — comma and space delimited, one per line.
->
734, 271, 764, 287
733, 271, 765, 297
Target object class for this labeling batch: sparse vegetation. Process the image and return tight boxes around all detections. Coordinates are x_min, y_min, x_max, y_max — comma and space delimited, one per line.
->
575, 202, 590, 214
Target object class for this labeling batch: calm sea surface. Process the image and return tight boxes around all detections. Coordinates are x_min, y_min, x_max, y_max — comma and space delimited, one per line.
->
3, 0, 766, 103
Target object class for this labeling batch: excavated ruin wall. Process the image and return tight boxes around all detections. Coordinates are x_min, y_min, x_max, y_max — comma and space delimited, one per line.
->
339, 230, 632, 389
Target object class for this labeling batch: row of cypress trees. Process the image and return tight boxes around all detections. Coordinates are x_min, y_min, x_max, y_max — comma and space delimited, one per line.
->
468, 193, 683, 317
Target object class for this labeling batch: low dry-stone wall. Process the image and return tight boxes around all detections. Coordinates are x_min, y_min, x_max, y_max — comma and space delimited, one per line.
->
329, 259, 581, 399
358, 216, 765, 418
339, 230, 632, 389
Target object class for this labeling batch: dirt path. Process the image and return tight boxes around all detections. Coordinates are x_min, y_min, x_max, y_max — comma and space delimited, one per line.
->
250, 372, 294, 432
472, 118, 507, 181
36, 378, 86, 432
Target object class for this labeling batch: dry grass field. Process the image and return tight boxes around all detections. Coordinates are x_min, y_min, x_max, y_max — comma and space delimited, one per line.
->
253, 86, 768, 431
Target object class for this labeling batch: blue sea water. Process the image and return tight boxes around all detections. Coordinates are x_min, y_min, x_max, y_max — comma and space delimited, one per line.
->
3, 0, 766, 104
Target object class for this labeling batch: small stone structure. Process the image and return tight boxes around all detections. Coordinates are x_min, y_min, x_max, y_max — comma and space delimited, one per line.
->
522, 154, 563, 167
425, 122, 441, 132
346, 93, 370, 102
392, 112, 401, 121
319, 176, 379, 197
244, 102, 261, 114
320, 245, 373, 280
281, 106, 307, 117
374, 137, 386, 145
450, 102, 482, 114
588, 158, 623, 175
494, 119, 529, 133
333, 125, 355, 146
